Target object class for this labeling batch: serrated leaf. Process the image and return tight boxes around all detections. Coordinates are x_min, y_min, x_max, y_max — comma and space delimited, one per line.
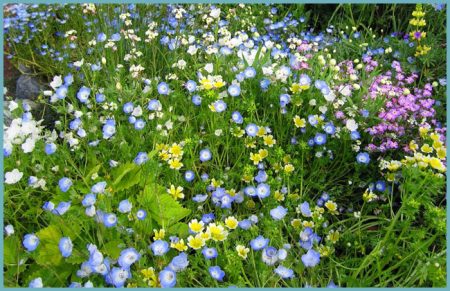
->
4, 236, 20, 265
112, 162, 141, 192
36, 225, 61, 244
168, 222, 189, 237
101, 239, 123, 259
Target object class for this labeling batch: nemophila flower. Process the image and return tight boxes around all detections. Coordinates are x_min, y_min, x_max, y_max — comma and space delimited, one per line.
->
250, 235, 269, 251
202, 213, 215, 224
45, 143, 57, 155
192, 194, 208, 203
59, 237, 73, 258
5, 169, 23, 184
55, 85, 68, 99
42, 201, 55, 212
123, 102, 133, 114
97, 32, 107, 42
228, 84, 241, 97
192, 95, 202, 106
134, 119, 146, 130
238, 219, 252, 230
136, 209, 147, 220
301, 249, 321, 267
256, 183, 270, 198
350, 130, 360, 140
169, 252, 189, 272
118, 199, 132, 213
185, 80, 197, 92
199, 148, 212, 162
244, 186, 257, 197
356, 152, 370, 164
102, 119, 116, 139
213, 100, 227, 112
300, 201, 312, 217
5, 224, 14, 236
85, 205, 96, 217
209, 266, 225, 281
262, 247, 279, 265
108, 267, 129, 288
314, 133, 327, 146
91, 182, 106, 194
274, 265, 294, 279
134, 152, 149, 165
231, 111, 244, 124
245, 123, 259, 137
308, 115, 318, 126
76, 86, 90, 103
184, 170, 195, 182
29, 277, 43, 288
244, 67, 256, 78
327, 281, 338, 288
147, 99, 162, 111
52, 201, 71, 215
375, 180, 386, 192
159, 268, 177, 287
270, 206, 288, 220
157, 82, 170, 95
95, 93, 105, 103
118, 248, 140, 269
202, 247, 218, 259
103, 213, 117, 228
150, 240, 169, 256
324, 122, 336, 135
23, 233, 39, 251
58, 177, 72, 192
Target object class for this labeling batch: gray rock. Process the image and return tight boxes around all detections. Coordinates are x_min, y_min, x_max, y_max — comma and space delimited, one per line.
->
16, 75, 41, 100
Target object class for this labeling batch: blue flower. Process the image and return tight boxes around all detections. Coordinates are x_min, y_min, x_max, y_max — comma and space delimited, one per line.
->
134, 152, 149, 165
95, 93, 105, 103
356, 152, 370, 164
169, 252, 189, 272
192, 95, 202, 106
108, 267, 129, 288
150, 240, 169, 256
274, 265, 294, 279
157, 82, 170, 95
128, 116, 136, 124
147, 99, 162, 111
327, 280, 338, 288
45, 143, 57, 155
375, 180, 386, 192
300, 201, 311, 217
76, 86, 90, 103
184, 170, 195, 182
118, 248, 140, 269
134, 119, 146, 130
256, 183, 270, 199
102, 119, 116, 139
350, 130, 360, 140
58, 177, 72, 192
209, 266, 225, 281
314, 133, 327, 145
42, 201, 55, 211
52, 201, 71, 215
245, 123, 259, 137
244, 67, 256, 78
103, 213, 117, 228
270, 206, 288, 220
260, 78, 271, 90
324, 122, 336, 135
201, 213, 215, 224
228, 84, 241, 97
250, 235, 269, 251
55, 85, 68, 99
279, 94, 291, 107
213, 100, 227, 112
59, 237, 73, 258
185, 80, 197, 92
91, 181, 106, 194
159, 269, 177, 287
262, 247, 279, 265
82, 194, 96, 207
308, 115, 318, 126
123, 102, 134, 114
192, 194, 208, 203
254, 170, 268, 183
202, 247, 218, 259
238, 219, 252, 230
301, 249, 321, 267
23, 233, 39, 251
118, 199, 132, 213
97, 32, 107, 42
136, 209, 147, 220
199, 148, 212, 162
29, 277, 43, 288
231, 111, 243, 124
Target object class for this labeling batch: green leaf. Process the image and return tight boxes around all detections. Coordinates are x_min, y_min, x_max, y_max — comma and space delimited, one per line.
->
168, 222, 189, 237
35, 225, 63, 266
36, 225, 61, 244
101, 239, 123, 260
112, 162, 141, 192
4, 236, 20, 265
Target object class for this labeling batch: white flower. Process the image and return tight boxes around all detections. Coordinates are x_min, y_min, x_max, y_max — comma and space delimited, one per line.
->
8, 101, 18, 112
21, 137, 36, 153
204, 63, 214, 74
210, 8, 221, 18
346, 119, 358, 131
4, 224, 14, 236
5, 169, 23, 184
50, 75, 63, 90
132, 106, 143, 117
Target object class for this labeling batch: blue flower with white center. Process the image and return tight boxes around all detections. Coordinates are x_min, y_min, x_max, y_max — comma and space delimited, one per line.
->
77, 128, 86, 138
236, 72, 245, 82
157, 82, 169, 95
111, 33, 121, 41
134, 119, 145, 130
192, 194, 208, 203
321, 192, 330, 201
244, 67, 256, 78
23, 233, 39, 251
314, 133, 327, 145
59, 237, 73, 258
270, 205, 288, 220
159, 268, 177, 288
64, 74, 73, 85
45, 143, 57, 155
185, 80, 197, 93
58, 177, 72, 192
209, 266, 225, 281
300, 201, 312, 217
238, 219, 252, 230
55, 85, 68, 99
220, 194, 233, 209
274, 265, 294, 279
118, 248, 140, 269
228, 84, 241, 97
129, 116, 136, 124
76, 86, 90, 103
134, 152, 148, 165
184, 170, 195, 182
123, 102, 134, 114
103, 213, 117, 228
95, 93, 105, 103
231, 111, 243, 124
28, 176, 38, 186
260, 78, 271, 90
244, 185, 257, 197
150, 240, 169, 256
255, 170, 268, 183
262, 247, 279, 265
169, 252, 189, 272
308, 115, 318, 126
256, 183, 270, 199
29, 277, 43, 288
108, 267, 129, 288
202, 247, 218, 259
201, 213, 215, 224
245, 123, 259, 137
82, 194, 96, 207
84, 281, 93, 288
102, 119, 116, 139
301, 249, 320, 267
213, 100, 227, 112
315, 80, 327, 90
250, 235, 269, 251
299, 74, 311, 87
356, 152, 370, 164
375, 180, 386, 192
42, 201, 55, 211
91, 181, 106, 194
350, 130, 360, 140
279, 94, 291, 107
85, 205, 96, 217
147, 99, 162, 111
69, 118, 82, 130
118, 199, 132, 213
191, 95, 202, 106
136, 209, 147, 220
324, 122, 336, 135
199, 148, 212, 162
97, 32, 107, 42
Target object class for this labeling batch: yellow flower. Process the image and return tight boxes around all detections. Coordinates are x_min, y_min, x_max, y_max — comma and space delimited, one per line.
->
387, 161, 402, 171
159, 151, 170, 161
326, 230, 340, 244
250, 153, 263, 165
200, 77, 213, 90
256, 127, 267, 137
141, 267, 159, 287
171, 239, 188, 252
284, 164, 295, 173
290, 83, 302, 93
274, 190, 285, 202
227, 189, 237, 197
224, 216, 238, 230
409, 140, 418, 152
189, 219, 204, 233
208, 103, 216, 112
187, 235, 205, 250
263, 135, 276, 147
436, 148, 446, 160
156, 143, 167, 151
213, 80, 226, 88
432, 140, 443, 150
245, 139, 257, 148
199, 231, 211, 241
420, 144, 433, 154
153, 229, 165, 240
430, 132, 440, 142
419, 126, 429, 137
259, 149, 268, 158
293, 115, 306, 128
169, 159, 183, 170
325, 200, 338, 213
169, 143, 183, 157
242, 174, 253, 183
207, 223, 228, 241
231, 127, 245, 138
362, 190, 377, 202
167, 185, 184, 200
429, 157, 446, 172
291, 219, 302, 228
236, 245, 250, 259
319, 245, 332, 257
302, 220, 315, 228
211, 178, 223, 188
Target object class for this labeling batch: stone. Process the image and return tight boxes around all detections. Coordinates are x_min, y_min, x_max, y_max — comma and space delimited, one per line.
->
16, 75, 41, 100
